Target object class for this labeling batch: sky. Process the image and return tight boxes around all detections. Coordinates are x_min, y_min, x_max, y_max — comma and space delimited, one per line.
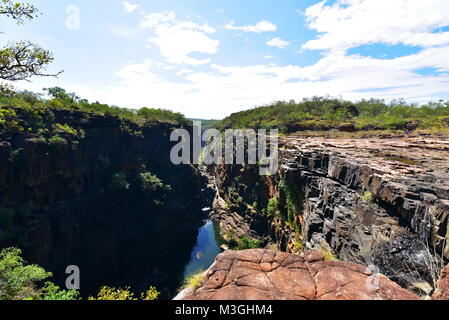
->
2, 0, 449, 119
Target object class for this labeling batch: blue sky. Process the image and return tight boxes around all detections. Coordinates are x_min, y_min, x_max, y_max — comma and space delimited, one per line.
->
2, 0, 449, 119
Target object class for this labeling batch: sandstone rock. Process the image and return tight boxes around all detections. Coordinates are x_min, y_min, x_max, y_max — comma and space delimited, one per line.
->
209, 135, 449, 294
432, 264, 449, 300
179, 249, 420, 300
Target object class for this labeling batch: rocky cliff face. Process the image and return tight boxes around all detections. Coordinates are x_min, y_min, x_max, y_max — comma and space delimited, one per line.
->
0, 108, 204, 297
208, 134, 449, 296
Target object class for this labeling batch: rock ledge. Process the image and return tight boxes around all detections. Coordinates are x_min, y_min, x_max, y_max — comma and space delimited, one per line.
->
177, 249, 421, 300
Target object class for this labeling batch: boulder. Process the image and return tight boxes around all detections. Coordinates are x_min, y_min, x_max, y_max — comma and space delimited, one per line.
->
177, 249, 420, 300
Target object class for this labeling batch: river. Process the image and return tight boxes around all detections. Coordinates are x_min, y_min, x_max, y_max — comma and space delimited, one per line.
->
181, 219, 221, 279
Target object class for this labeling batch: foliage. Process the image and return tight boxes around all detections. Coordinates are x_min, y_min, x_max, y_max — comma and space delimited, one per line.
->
0, 247, 79, 300
292, 238, 303, 252
0, 0, 39, 24
236, 235, 261, 250
137, 107, 185, 123
182, 270, 206, 291
266, 198, 280, 218
53, 123, 79, 137
0, 88, 189, 134
0, 41, 59, 82
278, 178, 302, 223
0, 1, 61, 85
362, 191, 375, 203
0, 247, 48, 300
47, 134, 68, 146
319, 247, 339, 262
225, 231, 261, 250
139, 171, 171, 192
215, 96, 449, 134
88, 286, 159, 301
41, 282, 80, 301
0, 247, 159, 301
189, 119, 220, 130
141, 286, 161, 300
108, 173, 130, 192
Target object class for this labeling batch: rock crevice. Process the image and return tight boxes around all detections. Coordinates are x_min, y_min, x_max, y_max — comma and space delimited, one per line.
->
208, 136, 449, 295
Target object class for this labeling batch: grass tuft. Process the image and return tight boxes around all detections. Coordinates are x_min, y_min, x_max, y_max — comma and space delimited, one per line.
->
182, 270, 206, 291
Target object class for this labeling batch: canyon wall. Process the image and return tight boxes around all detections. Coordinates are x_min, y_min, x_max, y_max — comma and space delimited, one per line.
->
0, 108, 204, 297
208, 135, 449, 296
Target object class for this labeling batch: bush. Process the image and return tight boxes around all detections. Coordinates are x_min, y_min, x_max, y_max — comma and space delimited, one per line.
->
182, 270, 206, 292
108, 173, 130, 192
236, 236, 261, 250
47, 134, 68, 146
41, 282, 80, 301
139, 172, 171, 192
215, 96, 449, 134
319, 247, 339, 262
362, 191, 375, 203
266, 198, 280, 217
0, 247, 79, 300
89, 286, 160, 300
53, 123, 79, 137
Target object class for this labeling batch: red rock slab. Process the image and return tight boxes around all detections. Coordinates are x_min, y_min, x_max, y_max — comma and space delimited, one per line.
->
180, 249, 421, 301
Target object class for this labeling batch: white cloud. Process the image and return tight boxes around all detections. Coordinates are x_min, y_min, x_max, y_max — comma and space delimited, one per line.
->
35, 44, 448, 119
266, 37, 290, 49
17, 2, 449, 119
122, 1, 139, 13
225, 20, 277, 33
110, 26, 137, 38
303, 0, 449, 51
141, 11, 219, 65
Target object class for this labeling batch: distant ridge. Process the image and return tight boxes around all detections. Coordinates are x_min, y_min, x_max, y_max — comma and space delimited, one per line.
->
188, 119, 220, 129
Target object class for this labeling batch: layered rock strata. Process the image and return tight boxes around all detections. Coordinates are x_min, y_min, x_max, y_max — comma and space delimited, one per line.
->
209, 135, 449, 295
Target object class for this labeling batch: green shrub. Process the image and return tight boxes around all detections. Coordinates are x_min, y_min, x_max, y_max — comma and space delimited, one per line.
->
89, 286, 160, 300
236, 236, 261, 250
108, 173, 130, 191
214, 96, 449, 134
53, 123, 78, 137
292, 238, 303, 252
139, 172, 171, 192
47, 134, 68, 146
182, 270, 206, 292
41, 282, 80, 301
279, 178, 302, 223
362, 191, 375, 203
266, 198, 280, 217
319, 247, 339, 262
0, 247, 79, 300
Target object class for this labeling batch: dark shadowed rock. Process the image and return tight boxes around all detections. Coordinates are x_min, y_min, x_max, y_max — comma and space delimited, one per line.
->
208, 135, 449, 295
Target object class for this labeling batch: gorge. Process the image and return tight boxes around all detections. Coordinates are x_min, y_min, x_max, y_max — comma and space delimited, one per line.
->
0, 106, 210, 298
198, 132, 449, 299
1, 104, 449, 300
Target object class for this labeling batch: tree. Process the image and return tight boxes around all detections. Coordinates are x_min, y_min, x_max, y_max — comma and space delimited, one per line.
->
0, 0, 62, 92
0, 247, 80, 300
44, 87, 79, 103
0, 0, 39, 23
